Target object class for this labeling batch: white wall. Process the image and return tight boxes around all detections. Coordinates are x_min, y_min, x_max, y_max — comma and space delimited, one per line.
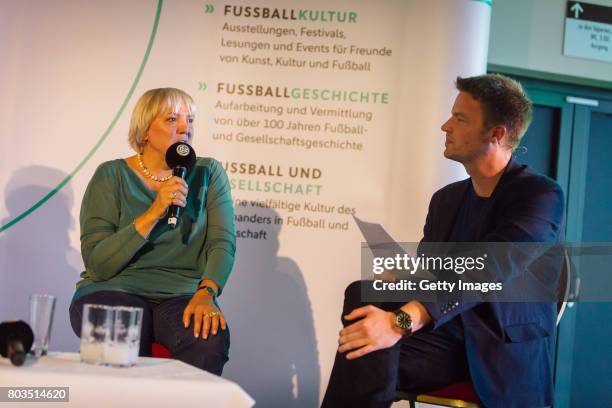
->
489, 0, 612, 83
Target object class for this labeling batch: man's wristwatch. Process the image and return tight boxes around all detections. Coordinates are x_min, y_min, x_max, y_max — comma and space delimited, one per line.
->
197, 285, 218, 298
393, 309, 413, 336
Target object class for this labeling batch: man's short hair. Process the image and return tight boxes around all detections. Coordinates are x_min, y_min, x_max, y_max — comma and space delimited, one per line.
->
128, 88, 196, 153
456, 74, 532, 151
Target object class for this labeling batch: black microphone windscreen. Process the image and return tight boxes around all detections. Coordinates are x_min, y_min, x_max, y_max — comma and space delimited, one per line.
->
165, 142, 196, 169
0, 321, 34, 362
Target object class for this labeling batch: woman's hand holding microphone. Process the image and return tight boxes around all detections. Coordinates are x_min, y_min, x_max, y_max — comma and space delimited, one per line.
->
134, 177, 188, 238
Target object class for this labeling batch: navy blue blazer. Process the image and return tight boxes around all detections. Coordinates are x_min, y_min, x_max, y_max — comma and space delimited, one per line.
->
420, 159, 565, 408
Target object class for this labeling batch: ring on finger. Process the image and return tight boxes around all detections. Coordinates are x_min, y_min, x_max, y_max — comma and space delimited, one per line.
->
207, 311, 219, 318
171, 191, 177, 199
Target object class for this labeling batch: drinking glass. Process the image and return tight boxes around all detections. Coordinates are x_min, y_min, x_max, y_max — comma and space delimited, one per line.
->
105, 306, 143, 367
79, 304, 112, 365
29, 294, 56, 357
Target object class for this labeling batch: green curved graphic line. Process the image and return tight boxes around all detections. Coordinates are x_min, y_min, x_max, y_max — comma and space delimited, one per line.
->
0, 0, 163, 233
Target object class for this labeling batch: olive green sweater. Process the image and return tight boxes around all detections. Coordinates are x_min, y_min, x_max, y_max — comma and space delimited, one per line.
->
72, 158, 236, 303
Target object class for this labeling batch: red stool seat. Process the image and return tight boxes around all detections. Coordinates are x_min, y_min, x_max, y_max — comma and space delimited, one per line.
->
151, 343, 172, 358
396, 381, 481, 407
425, 381, 481, 403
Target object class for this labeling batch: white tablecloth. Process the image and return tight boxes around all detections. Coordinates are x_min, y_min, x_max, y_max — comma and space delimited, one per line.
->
0, 352, 254, 408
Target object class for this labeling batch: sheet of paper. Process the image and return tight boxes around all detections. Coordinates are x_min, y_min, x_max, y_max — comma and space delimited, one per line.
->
352, 215, 408, 257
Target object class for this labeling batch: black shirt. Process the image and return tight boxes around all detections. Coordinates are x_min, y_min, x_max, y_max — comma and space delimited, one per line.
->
449, 183, 490, 242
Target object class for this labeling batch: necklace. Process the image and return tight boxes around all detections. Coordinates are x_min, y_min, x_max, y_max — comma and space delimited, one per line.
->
137, 154, 172, 182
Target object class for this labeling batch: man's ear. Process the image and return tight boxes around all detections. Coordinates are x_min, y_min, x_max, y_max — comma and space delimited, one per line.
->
490, 125, 508, 146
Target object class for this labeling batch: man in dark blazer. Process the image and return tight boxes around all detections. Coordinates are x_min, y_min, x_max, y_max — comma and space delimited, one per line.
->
322, 74, 565, 408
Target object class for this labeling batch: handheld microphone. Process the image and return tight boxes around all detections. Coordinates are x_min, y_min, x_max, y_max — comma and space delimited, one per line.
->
165, 142, 196, 229
0, 320, 34, 366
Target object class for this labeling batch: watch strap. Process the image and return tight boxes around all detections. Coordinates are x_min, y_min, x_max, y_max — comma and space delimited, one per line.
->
197, 285, 218, 298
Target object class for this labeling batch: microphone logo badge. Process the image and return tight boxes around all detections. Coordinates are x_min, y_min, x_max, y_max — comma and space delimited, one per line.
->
177, 144, 190, 156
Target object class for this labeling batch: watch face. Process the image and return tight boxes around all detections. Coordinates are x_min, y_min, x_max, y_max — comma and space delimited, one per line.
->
395, 311, 412, 330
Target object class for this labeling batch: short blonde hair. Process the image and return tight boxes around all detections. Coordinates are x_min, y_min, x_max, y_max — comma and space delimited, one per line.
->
128, 88, 196, 153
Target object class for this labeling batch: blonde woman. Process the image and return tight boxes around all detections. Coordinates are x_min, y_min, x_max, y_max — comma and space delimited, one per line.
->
69, 88, 235, 374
